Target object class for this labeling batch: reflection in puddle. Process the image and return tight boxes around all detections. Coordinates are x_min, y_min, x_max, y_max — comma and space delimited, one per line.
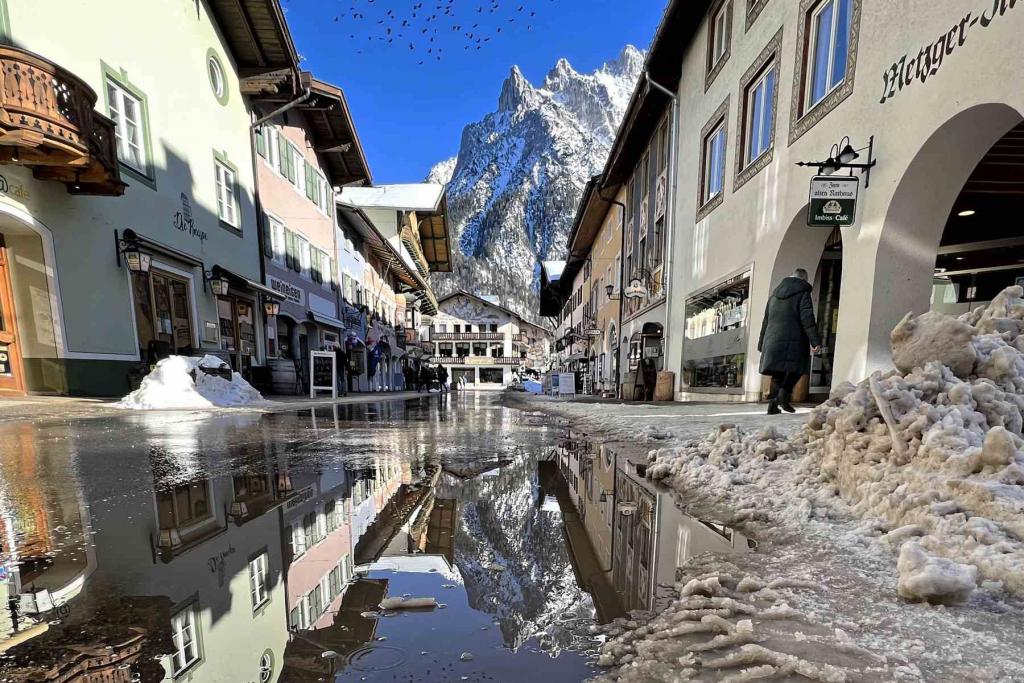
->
553, 428, 754, 615
0, 395, 599, 682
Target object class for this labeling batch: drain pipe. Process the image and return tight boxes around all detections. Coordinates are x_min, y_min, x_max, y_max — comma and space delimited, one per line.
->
252, 86, 314, 129
644, 72, 680, 398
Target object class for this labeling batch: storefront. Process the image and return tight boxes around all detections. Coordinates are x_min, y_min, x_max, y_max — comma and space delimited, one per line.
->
681, 270, 750, 394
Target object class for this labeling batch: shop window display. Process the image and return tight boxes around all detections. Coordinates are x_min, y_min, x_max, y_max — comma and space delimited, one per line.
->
683, 272, 751, 389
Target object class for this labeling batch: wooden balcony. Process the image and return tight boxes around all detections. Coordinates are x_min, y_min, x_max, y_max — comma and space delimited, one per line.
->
429, 356, 524, 366
0, 46, 126, 196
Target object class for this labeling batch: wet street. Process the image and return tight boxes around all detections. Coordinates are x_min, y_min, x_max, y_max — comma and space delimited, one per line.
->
0, 394, 606, 683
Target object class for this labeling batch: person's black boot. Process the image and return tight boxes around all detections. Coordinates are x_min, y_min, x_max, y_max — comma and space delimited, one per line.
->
767, 398, 781, 415
779, 388, 795, 413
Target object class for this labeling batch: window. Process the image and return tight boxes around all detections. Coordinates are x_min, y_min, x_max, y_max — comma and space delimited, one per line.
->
298, 237, 312, 280
702, 121, 727, 204
292, 145, 306, 194
249, 553, 269, 609
157, 481, 211, 531
208, 53, 226, 103
744, 63, 776, 164
215, 159, 239, 227
267, 126, 281, 171
806, 0, 853, 110
170, 605, 200, 675
292, 524, 307, 557
106, 78, 147, 174
269, 218, 286, 266
710, 4, 729, 67
325, 500, 337, 532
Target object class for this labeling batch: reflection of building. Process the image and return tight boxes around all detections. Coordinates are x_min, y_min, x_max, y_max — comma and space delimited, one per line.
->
555, 429, 752, 614
427, 291, 551, 388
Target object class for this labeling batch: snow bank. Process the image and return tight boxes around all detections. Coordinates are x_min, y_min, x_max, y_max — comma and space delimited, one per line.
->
116, 355, 265, 410
646, 287, 1024, 605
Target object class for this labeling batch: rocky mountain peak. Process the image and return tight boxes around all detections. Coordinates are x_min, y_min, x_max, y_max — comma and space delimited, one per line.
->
498, 64, 538, 112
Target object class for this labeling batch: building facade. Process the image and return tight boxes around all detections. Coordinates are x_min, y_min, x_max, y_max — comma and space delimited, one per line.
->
254, 76, 372, 394
659, 0, 1024, 401
0, 0, 309, 397
429, 291, 549, 388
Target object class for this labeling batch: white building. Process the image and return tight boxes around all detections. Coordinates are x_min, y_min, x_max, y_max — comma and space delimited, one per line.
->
427, 291, 551, 388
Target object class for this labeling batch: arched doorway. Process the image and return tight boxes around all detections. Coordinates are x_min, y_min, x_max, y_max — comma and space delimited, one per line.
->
865, 104, 1023, 374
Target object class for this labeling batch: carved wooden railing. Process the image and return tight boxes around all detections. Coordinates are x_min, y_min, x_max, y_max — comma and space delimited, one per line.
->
0, 45, 125, 195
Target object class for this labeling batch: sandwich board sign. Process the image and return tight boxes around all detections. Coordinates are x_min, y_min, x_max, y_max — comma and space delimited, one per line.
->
310, 351, 337, 399
808, 175, 858, 227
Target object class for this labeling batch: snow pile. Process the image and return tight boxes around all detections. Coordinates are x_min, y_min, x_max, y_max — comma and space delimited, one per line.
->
116, 355, 265, 409
647, 286, 1024, 605
591, 558, 862, 682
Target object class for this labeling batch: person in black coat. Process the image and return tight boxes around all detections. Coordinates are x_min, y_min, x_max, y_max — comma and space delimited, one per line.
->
757, 268, 822, 415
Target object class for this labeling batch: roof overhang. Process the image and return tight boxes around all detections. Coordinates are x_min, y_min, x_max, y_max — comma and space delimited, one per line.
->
337, 201, 438, 315
305, 77, 373, 186
601, 0, 708, 189
205, 0, 300, 95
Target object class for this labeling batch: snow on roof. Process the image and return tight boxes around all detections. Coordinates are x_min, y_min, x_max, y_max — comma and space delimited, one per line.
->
339, 184, 445, 213
542, 260, 566, 280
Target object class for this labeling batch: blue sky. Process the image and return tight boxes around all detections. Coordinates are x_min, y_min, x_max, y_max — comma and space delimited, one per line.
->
282, 0, 666, 184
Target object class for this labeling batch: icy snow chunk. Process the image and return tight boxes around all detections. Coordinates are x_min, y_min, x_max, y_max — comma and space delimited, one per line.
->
891, 311, 976, 378
116, 355, 265, 409
379, 596, 438, 610
896, 542, 977, 604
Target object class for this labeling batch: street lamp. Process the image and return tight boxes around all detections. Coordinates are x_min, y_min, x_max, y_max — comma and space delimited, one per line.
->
605, 283, 621, 301
795, 136, 878, 187
206, 268, 231, 296
117, 229, 152, 274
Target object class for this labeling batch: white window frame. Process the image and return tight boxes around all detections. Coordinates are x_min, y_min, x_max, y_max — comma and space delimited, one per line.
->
806, 0, 851, 110
106, 79, 147, 174
248, 552, 269, 610
215, 160, 239, 227
270, 217, 287, 266
267, 126, 281, 172
170, 604, 200, 676
710, 4, 729, 67
208, 56, 225, 100
298, 237, 312, 280
703, 121, 727, 204
744, 62, 775, 165
292, 144, 306, 195
292, 524, 307, 557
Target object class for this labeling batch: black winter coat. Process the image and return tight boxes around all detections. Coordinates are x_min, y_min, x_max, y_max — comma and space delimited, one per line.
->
757, 277, 822, 376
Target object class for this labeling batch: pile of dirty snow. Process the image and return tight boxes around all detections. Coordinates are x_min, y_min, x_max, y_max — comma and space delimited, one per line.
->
647, 286, 1024, 606
116, 355, 265, 409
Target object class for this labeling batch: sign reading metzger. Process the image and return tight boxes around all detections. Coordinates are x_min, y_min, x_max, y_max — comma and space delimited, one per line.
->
808, 176, 859, 228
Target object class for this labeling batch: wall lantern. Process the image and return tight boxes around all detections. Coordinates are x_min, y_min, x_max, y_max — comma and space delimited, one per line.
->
116, 229, 152, 274
605, 284, 621, 301
264, 299, 281, 316
206, 268, 231, 296
796, 135, 878, 187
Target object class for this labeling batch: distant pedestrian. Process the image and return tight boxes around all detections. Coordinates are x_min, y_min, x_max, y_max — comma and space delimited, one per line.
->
758, 268, 822, 415
640, 357, 657, 401
437, 365, 449, 393
418, 363, 430, 393
333, 344, 348, 397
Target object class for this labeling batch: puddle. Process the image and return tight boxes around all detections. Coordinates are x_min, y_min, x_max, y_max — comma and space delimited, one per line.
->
0, 394, 598, 682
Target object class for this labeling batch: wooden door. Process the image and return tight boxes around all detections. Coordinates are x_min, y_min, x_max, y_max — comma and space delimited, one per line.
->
0, 234, 25, 394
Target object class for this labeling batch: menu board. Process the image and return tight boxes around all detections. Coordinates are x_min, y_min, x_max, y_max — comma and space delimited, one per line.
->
310, 351, 337, 399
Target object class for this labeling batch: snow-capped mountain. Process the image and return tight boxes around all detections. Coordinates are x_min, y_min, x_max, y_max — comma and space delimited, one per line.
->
429, 45, 645, 319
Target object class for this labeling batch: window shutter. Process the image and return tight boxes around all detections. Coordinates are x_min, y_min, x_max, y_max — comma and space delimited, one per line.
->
329, 258, 337, 290
305, 163, 316, 201
277, 133, 288, 176
261, 216, 273, 258
311, 250, 321, 284
255, 126, 267, 158
286, 230, 297, 271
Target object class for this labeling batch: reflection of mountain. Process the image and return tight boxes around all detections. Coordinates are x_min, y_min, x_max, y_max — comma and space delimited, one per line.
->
438, 456, 594, 652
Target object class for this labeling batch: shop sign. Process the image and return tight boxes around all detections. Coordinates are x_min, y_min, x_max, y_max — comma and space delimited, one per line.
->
173, 193, 208, 245
310, 350, 337, 399
0, 173, 30, 199
284, 485, 316, 511
808, 176, 858, 227
0, 343, 10, 376
880, 0, 1019, 105
267, 276, 304, 306
466, 356, 492, 366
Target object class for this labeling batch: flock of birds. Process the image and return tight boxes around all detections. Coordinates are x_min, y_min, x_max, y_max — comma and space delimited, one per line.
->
283, 0, 553, 64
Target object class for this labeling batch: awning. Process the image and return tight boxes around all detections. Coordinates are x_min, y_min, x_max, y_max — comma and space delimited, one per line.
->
213, 265, 284, 300
566, 353, 587, 362
309, 311, 345, 329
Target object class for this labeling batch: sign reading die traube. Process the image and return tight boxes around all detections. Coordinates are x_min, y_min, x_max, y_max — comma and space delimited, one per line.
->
808, 176, 859, 228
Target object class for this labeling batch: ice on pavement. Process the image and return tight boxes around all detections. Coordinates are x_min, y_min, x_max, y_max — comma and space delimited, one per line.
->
116, 354, 265, 409
520, 286, 1024, 681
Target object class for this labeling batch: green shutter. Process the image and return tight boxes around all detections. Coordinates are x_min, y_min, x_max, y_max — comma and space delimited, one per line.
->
277, 132, 288, 176
304, 162, 315, 201
261, 215, 273, 258
285, 230, 297, 271
255, 126, 267, 158
329, 258, 337, 290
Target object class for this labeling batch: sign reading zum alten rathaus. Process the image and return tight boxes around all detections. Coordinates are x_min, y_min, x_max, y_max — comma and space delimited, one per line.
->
808, 176, 859, 228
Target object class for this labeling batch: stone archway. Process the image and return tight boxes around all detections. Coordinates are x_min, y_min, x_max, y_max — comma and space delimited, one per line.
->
859, 103, 1024, 376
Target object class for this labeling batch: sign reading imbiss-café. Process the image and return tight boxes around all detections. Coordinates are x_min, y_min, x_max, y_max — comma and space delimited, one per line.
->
808, 176, 859, 228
